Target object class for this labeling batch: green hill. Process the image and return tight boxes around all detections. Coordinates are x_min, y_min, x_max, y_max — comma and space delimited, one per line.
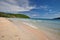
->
0, 12, 30, 18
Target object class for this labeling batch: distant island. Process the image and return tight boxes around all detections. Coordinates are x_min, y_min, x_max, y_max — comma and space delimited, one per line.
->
0, 12, 30, 18
53, 17, 60, 19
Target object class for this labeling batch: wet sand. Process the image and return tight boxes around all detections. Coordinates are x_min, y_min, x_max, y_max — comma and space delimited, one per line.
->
0, 17, 49, 40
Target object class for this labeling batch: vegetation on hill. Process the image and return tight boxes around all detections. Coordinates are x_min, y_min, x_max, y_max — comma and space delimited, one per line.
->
0, 12, 30, 18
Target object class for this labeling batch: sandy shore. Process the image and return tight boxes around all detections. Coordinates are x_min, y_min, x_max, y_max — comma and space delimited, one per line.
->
0, 17, 49, 40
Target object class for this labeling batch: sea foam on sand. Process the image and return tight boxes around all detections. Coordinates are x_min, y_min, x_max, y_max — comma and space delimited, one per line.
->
22, 22, 38, 29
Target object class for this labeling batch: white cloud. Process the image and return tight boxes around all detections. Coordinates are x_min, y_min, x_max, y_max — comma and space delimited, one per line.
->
0, 0, 35, 12
38, 5, 49, 10
54, 12, 60, 17
34, 5, 51, 11
5, 0, 17, 5
40, 5, 48, 9
32, 14, 40, 17
42, 11, 60, 19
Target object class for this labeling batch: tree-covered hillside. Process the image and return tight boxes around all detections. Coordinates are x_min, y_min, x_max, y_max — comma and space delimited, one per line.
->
0, 12, 30, 18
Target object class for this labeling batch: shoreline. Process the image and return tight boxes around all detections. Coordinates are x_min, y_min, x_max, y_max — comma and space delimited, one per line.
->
0, 17, 50, 40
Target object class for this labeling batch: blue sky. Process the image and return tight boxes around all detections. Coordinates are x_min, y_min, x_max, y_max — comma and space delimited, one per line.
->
0, 0, 60, 19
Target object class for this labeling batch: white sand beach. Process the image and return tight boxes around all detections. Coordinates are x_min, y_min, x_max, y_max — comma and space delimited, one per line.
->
0, 17, 50, 40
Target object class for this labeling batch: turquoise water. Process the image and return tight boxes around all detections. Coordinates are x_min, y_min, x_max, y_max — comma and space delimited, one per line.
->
9, 18, 60, 40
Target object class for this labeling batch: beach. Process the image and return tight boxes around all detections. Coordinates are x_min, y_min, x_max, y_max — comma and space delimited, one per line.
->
0, 17, 49, 40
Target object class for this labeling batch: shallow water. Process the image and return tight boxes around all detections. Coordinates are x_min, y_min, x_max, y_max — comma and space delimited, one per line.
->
9, 18, 60, 40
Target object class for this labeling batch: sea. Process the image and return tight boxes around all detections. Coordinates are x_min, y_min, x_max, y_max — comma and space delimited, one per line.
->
8, 18, 60, 40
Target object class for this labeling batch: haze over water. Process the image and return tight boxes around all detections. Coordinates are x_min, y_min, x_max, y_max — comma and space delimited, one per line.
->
9, 18, 60, 40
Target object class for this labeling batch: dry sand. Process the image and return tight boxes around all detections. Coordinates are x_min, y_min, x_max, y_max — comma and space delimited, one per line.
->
0, 17, 49, 40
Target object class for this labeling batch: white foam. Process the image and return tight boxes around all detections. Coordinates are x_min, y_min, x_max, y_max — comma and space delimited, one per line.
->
22, 22, 38, 29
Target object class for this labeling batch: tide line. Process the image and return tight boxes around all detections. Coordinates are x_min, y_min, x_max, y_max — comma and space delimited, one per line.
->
22, 22, 38, 29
